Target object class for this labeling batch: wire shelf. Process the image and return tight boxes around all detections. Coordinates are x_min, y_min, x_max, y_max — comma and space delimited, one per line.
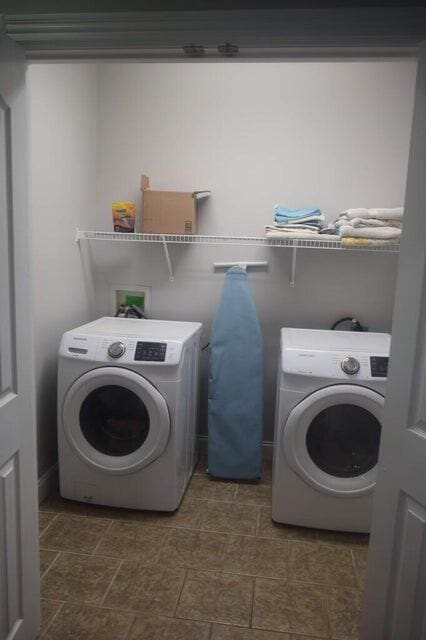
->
76, 229, 400, 253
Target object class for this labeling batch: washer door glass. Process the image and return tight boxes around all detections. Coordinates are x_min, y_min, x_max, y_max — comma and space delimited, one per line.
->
283, 385, 384, 497
62, 367, 170, 474
80, 385, 150, 457
306, 404, 381, 478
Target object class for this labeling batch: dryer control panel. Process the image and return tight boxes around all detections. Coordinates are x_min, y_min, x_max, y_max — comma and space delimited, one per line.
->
134, 342, 167, 362
282, 349, 389, 381
370, 356, 388, 378
280, 328, 391, 382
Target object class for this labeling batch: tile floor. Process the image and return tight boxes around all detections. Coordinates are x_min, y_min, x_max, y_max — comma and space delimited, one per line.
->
38, 457, 368, 639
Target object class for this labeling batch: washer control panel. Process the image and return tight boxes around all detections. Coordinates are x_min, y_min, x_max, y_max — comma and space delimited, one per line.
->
134, 341, 167, 362
108, 341, 126, 358
60, 334, 182, 365
370, 356, 389, 378
341, 356, 360, 375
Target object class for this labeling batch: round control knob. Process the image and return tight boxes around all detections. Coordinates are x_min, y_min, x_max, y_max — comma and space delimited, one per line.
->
341, 356, 360, 375
108, 341, 126, 359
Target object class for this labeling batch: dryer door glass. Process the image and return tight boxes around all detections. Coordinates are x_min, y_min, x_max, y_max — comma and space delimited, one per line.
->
79, 385, 150, 456
306, 404, 381, 478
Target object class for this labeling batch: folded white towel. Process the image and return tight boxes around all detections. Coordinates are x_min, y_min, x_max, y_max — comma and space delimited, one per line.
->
265, 229, 339, 240
339, 225, 402, 240
335, 216, 402, 229
341, 207, 403, 221
266, 223, 320, 233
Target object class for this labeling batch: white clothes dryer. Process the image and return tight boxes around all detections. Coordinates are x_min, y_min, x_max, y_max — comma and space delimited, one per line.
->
57, 317, 202, 511
272, 328, 390, 532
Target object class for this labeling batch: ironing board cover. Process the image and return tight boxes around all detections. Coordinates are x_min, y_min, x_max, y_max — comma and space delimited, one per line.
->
207, 266, 263, 479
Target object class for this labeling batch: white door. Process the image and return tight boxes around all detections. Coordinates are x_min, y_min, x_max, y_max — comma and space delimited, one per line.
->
0, 35, 39, 640
361, 41, 426, 639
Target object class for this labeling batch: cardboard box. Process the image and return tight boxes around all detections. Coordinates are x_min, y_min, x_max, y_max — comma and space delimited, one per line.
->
141, 175, 210, 234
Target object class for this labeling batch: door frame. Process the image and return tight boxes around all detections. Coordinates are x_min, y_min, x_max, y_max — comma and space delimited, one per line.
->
2, 9, 425, 60
2, 10, 426, 640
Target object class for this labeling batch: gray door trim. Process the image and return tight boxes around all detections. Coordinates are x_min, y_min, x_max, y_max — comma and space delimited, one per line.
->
2, 9, 425, 60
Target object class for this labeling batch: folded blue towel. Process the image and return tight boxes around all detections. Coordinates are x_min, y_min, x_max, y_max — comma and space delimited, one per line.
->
274, 205, 322, 222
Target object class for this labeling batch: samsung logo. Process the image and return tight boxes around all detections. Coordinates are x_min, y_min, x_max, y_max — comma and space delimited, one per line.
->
298, 353, 315, 358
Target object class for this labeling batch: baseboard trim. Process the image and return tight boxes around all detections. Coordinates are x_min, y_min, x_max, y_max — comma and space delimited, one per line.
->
197, 436, 273, 460
38, 463, 59, 504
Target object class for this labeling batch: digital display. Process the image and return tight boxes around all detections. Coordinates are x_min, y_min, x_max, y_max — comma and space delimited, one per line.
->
135, 342, 167, 362
370, 356, 388, 378
68, 347, 88, 354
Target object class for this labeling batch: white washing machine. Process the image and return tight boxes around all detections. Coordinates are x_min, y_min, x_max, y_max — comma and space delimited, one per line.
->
57, 317, 202, 511
272, 328, 390, 532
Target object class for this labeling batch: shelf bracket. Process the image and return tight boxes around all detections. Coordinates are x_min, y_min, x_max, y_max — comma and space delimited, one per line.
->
213, 261, 268, 271
290, 246, 298, 287
161, 235, 175, 282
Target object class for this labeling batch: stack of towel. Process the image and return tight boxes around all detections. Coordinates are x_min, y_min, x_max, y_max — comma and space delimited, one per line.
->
335, 208, 403, 246
265, 206, 337, 239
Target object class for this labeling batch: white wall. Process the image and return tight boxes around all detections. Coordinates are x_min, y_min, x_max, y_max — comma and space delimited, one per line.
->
29, 59, 417, 479
93, 60, 416, 440
96, 61, 416, 234
29, 63, 98, 479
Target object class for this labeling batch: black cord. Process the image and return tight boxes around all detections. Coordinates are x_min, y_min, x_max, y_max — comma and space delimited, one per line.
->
330, 317, 354, 331
331, 317, 366, 332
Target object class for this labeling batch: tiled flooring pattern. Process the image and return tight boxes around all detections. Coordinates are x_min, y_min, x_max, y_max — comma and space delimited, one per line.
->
38, 458, 368, 639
